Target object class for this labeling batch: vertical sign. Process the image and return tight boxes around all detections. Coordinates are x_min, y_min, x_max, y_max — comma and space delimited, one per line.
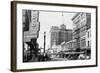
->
30, 10, 39, 32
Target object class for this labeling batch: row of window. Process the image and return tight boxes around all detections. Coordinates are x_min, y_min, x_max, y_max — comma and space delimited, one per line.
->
87, 30, 91, 38
80, 40, 91, 48
73, 19, 86, 31
73, 13, 86, 24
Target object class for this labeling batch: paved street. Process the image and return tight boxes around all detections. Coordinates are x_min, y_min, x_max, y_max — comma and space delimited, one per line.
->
51, 58, 68, 61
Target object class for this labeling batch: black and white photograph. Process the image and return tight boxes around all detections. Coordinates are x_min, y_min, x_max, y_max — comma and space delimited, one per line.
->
23, 10, 91, 62
11, 1, 97, 71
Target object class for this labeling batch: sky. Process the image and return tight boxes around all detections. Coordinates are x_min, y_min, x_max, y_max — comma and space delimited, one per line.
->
37, 11, 76, 50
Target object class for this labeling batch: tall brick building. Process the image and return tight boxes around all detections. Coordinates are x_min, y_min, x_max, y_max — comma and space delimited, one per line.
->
50, 24, 72, 48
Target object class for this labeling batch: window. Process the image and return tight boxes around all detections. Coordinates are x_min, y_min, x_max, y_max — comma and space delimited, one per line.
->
88, 32, 89, 38
81, 39, 86, 47
23, 10, 30, 31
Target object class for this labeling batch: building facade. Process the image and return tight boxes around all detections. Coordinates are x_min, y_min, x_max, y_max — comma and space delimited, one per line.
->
59, 24, 72, 44
72, 13, 91, 50
23, 10, 40, 42
50, 24, 72, 48
50, 26, 60, 47
86, 28, 91, 49
22, 10, 40, 62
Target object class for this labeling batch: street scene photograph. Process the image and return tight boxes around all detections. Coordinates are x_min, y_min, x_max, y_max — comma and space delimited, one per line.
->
22, 10, 91, 62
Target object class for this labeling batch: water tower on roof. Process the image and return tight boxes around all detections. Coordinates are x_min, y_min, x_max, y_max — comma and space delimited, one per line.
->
60, 24, 66, 30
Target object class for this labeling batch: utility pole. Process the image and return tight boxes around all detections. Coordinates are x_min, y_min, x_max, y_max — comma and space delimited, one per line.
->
44, 32, 46, 56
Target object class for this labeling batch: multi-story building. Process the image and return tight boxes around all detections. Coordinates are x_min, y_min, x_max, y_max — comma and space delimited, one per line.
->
23, 10, 40, 42
59, 24, 72, 44
72, 13, 91, 50
50, 26, 60, 47
22, 10, 40, 62
85, 28, 91, 58
50, 24, 72, 48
